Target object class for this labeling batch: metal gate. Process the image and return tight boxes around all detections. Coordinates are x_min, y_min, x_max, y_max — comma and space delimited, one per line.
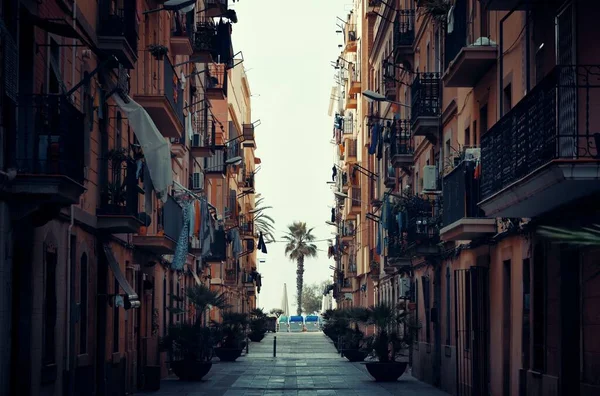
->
454, 267, 490, 396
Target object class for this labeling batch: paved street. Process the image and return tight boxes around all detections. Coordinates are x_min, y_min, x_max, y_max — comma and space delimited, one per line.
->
142, 332, 450, 396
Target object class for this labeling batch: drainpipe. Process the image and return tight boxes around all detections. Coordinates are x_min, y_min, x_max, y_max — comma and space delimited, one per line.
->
498, 2, 523, 117
66, 204, 75, 395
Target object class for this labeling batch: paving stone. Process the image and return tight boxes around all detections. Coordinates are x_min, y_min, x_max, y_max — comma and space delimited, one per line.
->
136, 332, 450, 396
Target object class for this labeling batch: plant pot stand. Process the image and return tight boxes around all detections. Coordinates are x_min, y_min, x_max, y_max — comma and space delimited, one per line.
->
363, 361, 408, 382
170, 360, 212, 381
342, 349, 368, 362
214, 347, 243, 362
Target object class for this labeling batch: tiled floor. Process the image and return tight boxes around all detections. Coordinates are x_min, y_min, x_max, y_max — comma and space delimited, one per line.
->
141, 332, 450, 396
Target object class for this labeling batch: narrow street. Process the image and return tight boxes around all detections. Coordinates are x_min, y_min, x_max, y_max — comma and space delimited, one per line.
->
145, 332, 449, 396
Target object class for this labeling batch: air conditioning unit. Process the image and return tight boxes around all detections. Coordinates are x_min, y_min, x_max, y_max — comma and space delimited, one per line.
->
464, 147, 481, 161
192, 172, 203, 190
422, 165, 438, 191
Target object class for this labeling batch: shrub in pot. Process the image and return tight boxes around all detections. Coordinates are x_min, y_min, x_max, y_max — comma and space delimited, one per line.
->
213, 312, 248, 362
360, 303, 418, 382
160, 284, 227, 381
248, 308, 268, 342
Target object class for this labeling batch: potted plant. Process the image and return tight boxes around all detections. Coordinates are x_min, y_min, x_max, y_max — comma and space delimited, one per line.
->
159, 284, 227, 381
340, 307, 370, 362
148, 44, 169, 60
248, 308, 268, 342
360, 303, 418, 382
213, 312, 248, 362
321, 309, 350, 351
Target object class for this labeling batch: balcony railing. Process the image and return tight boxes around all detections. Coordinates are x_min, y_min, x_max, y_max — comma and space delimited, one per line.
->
204, 149, 225, 174
341, 220, 356, 237
160, 195, 184, 241
411, 72, 441, 125
241, 171, 255, 189
443, 160, 484, 226
390, 119, 414, 156
205, 229, 227, 261
351, 187, 361, 207
164, 57, 184, 126
9, 95, 84, 183
481, 65, 600, 200
394, 9, 415, 48
239, 216, 254, 236
98, 159, 140, 217
192, 21, 216, 56
388, 196, 442, 253
98, 0, 138, 54
348, 139, 358, 157
206, 63, 227, 98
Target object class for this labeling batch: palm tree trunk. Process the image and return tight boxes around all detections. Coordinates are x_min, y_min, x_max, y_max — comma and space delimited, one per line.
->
296, 256, 304, 315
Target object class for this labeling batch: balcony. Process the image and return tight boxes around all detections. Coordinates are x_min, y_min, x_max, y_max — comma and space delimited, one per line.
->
390, 119, 414, 168
349, 187, 361, 214
132, 195, 183, 255
341, 219, 356, 241
349, 64, 361, 94
6, 95, 85, 206
385, 236, 412, 272
97, 0, 138, 69
341, 278, 352, 293
204, 229, 227, 262
440, 159, 496, 241
345, 93, 358, 110
240, 171, 255, 191
393, 9, 415, 62
345, 23, 357, 52
242, 123, 255, 148
479, 65, 600, 218
170, 13, 193, 56
443, 0, 496, 87
134, 57, 184, 138
204, 148, 226, 176
347, 139, 358, 160
97, 159, 143, 234
411, 72, 441, 138
239, 216, 254, 238
205, 63, 227, 100
384, 161, 396, 188
191, 21, 217, 62
394, 196, 441, 257
385, 79, 397, 102
191, 108, 215, 157
170, 137, 186, 158
204, 0, 228, 18
224, 268, 237, 285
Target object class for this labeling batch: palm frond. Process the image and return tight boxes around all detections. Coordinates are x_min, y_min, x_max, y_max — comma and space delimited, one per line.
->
538, 224, 600, 246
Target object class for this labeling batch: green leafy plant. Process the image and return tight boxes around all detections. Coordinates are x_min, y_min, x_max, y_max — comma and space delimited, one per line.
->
148, 44, 169, 59
253, 197, 276, 243
213, 312, 249, 349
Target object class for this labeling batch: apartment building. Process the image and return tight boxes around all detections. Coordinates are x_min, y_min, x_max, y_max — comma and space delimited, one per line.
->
330, 1, 600, 395
0, 1, 261, 395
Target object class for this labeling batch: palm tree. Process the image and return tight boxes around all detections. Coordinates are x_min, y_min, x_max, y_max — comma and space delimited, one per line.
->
253, 197, 276, 243
282, 222, 318, 315
186, 284, 229, 325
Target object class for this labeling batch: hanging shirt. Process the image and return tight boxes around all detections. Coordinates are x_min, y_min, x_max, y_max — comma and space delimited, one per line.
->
368, 123, 380, 155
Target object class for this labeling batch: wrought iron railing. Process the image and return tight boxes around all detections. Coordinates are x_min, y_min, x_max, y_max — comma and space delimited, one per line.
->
351, 187, 361, 207
206, 63, 227, 95
205, 229, 227, 261
239, 215, 254, 235
394, 9, 415, 49
98, 159, 140, 217
192, 104, 214, 148
204, 149, 225, 173
390, 119, 413, 156
9, 95, 84, 183
241, 171, 255, 189
411, 72, 441, 124
98, 0, 139, 53
341, 220, 356, 237
348, 139, 358, 157
192, 21, 216, 54
443, 160, 484, 226
164, 57, 184, 126
481, 65, 600, 200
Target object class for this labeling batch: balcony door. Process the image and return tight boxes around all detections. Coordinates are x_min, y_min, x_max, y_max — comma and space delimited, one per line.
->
556, 2, 577, 159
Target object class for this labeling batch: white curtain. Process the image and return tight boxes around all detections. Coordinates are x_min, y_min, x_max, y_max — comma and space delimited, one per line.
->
113, 94, 173, 202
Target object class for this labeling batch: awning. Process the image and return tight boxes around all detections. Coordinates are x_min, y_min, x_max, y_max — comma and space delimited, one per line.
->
113, 94, 173, 203
164, 0, 196, 13
103, 244, 140, 309
190, 267, 202, 286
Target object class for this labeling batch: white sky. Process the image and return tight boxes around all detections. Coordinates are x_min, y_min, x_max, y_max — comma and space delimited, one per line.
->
230, 0, 349, 313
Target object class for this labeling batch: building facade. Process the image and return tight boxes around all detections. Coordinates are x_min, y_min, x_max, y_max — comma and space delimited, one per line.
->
329, 1, 600, 395
0, 1, 262, 395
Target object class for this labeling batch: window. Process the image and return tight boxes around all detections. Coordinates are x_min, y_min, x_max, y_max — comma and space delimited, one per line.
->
113, 277, 119, 353
503, 84, 512, 115
47, 37, 61, 94
43, 244, 58, 365
465, 126, 471, 147
446, 266, 451, 345
479, 105, 488, 135
80, 253, 88, 354
522, 258, 531, 370
532, 244, 546, 371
